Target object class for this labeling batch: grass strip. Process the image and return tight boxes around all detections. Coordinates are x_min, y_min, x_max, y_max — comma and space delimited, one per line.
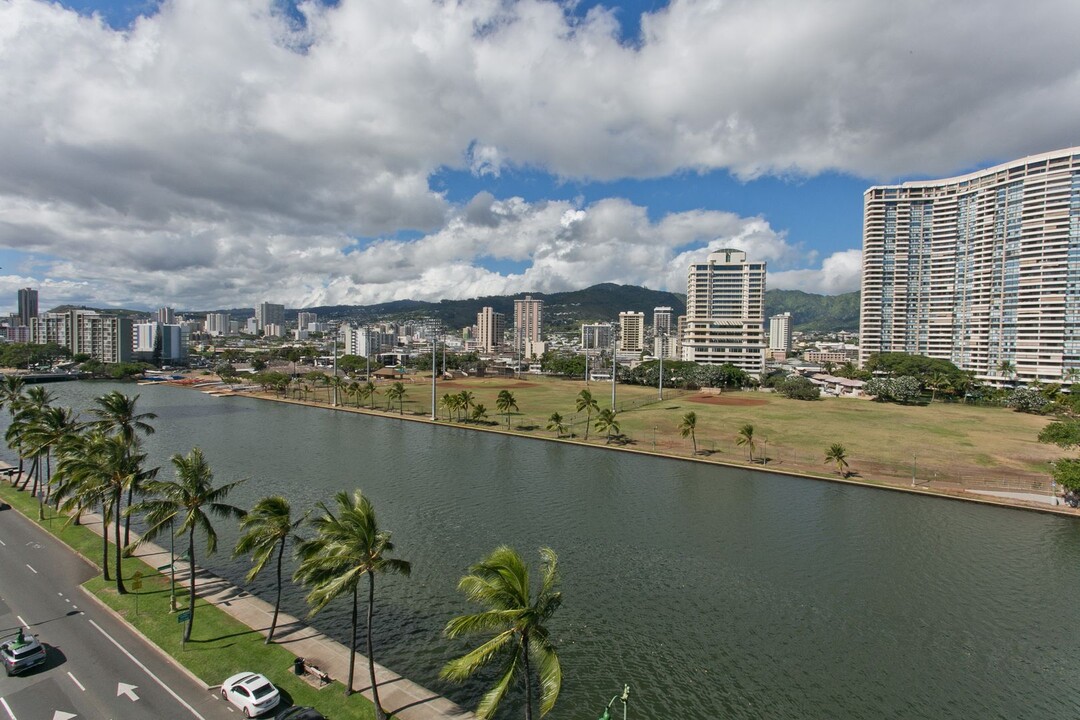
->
0, 481, 377, 720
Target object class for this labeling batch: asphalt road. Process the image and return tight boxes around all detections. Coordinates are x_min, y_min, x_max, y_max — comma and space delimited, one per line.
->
0, 504, 237, 720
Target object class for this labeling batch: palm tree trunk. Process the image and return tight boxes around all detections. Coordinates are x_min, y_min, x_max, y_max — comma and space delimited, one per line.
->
123, 485, 134, 550
522, 633, 533, 720
367, 572, 386, 720
101, 500, 111, 581
584, 413, 590, 441
268, 539, 283, 644
346, 584, 358, 696
184, 530, 195, 642
114, 488, 127, 594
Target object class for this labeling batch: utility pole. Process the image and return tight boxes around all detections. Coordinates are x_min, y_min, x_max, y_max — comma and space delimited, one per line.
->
431, 324, 438, 421
332, 334, 338, 407
658, 330, 664, 401
610, 322, 617, 410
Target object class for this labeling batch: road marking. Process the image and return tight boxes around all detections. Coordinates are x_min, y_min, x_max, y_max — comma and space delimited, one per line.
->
51, 713, 76, 720
87, 619, 206, 720
15, 615, 28, 629
25, 564, 37, 574
117, 683, 139, 702
67, 672, 86, 692
0, 697, 15, 720
0, 537, 6, 546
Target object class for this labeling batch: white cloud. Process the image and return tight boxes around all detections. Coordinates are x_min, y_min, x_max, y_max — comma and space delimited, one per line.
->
768, 249, 862, 295
3, 0, 1073, 309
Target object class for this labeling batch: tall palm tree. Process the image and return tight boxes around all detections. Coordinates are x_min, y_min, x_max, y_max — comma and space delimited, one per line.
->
90, 391, 157, 549
54, 431, 120, 580
470, 403, 489, 424
678, 411, 698, 455
234, 496, 307, 644
0, 376, 26, 484
440, 393, 459, 421
546, 412, 567, 438
387, 381, 407, 414
294, 490, 411, 716
997, 360, 1016, 386
23, 405, 77, 515
594, 408, 619, 444
496, 390, 518, 428
458, 390, 475, 422
824, 443, 850, 477
927, 372, 951, 403
11, 386, 56, 495
442, 546, 562, 720
736, 423, 756, 461
575, 389, 598, 441
134, 448, 245, 641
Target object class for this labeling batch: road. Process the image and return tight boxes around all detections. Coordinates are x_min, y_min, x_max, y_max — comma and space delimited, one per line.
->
0, 505, 236, 720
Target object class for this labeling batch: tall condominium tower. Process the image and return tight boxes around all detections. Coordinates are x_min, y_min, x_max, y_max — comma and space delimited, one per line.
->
769, 312, 793, 352
859, 147, 1080, 385
255, 302, 285, 331
17, 288, 38, 327
476, 306, 505, 354
156, 307, 175, 325
513, 295, 543, 354
618, 311, 645, 353
652, 306, 678, 359
681, 249, 766, 373
297, 312, 318, 330
580, 323, 611, 352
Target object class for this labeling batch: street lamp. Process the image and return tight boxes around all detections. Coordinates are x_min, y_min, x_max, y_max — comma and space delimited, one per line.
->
596, 684, 630, 720
610, 322, 618, 411
657, 329, 664, 401
430, 324, 438, 421
912, 455, 917, 487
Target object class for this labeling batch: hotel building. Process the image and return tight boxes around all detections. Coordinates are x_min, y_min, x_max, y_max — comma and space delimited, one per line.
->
859, 147, 1080, 384
681, 249, 767, 373
769, 312, 793, 353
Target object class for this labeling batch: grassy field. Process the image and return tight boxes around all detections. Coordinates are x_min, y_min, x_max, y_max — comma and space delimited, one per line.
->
267, 373, 1062, 493
0, 481, 377, 720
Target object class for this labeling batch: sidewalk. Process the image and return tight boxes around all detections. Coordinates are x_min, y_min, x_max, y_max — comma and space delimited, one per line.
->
1, 465, 474, 720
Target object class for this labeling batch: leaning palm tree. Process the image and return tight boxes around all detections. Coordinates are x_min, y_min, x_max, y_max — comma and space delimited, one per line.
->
546, 412, 567, 438
234, 496, 307, 644
440, 393, 459, 421
736, 423, 756, 461
678, 411, 698, 455
594, 408, 619, 444
458, 390, 475, 422
294, 490, 411, 717
824, 443, 850, 477
22, 405, 77, 516
90, 391, 157, 549
470, 403, 489, 424
927, 372, 951, 403
0, 375, 26, 484
442, 546, 562, 720
54, 431, 121, 580
134, 448, 245, 641
575, 389, 599, 441
496, 390, 518, 428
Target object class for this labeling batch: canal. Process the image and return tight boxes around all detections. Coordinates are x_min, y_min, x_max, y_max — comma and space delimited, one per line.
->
6, 381, 1080, 719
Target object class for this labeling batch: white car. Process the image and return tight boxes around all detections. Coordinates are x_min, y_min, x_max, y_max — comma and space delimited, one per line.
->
221, 672, 281, 717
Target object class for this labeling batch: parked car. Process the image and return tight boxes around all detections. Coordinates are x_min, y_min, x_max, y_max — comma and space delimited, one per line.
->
221, 672, 281, 717
275, 707, 327, 720
1, 631, 47, 676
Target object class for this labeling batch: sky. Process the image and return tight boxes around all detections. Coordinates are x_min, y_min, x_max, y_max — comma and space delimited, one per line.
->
3, 0, 1080, 313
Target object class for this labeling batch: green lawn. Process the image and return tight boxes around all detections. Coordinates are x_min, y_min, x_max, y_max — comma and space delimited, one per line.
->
0, 481, 377, 720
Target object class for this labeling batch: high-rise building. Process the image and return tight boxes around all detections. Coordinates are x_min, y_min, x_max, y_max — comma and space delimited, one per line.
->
859, 147, 1080, 384
618, 311, 645, 353
513, 296, 543, 354
652, 306, 678, 359
769, 312, 793, 352
297, 312, 318, 330
581, 323, 612, 352
156, 307, 175, 325
476, 307, 505, 354
133, 322, 189, 362
681, 249, 767, 373
32, 309, 132, 363
255, 302, 285, 332
17, 288, 38, 328
205, 313, 231, 337
343, 324, 379, 357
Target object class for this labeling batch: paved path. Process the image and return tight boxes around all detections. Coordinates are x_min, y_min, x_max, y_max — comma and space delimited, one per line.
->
1, 465, 475, 720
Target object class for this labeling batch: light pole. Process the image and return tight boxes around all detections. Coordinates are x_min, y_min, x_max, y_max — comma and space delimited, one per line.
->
596, 684, 630, 720
331, 334, 338, 407
430, 324, 438, 421
610, 322, 618, 411
762, 437, 768, 465
658, 330, 664, 401
912, 455, 917, 487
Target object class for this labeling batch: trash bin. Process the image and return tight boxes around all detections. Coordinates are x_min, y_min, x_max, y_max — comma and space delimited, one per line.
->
293, 657, 305, 676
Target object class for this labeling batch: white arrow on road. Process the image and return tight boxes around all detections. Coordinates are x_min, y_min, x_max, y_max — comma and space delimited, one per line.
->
52, 712, 77, 720
117, 682, 140, 701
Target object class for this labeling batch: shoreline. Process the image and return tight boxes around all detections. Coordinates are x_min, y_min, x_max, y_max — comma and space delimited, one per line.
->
205, 383, 1079, 520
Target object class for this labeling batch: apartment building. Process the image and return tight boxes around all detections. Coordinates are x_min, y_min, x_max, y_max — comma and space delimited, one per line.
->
32, 309, 133, 363
859, 147, 1080, 384
17, 288, 38, 328
513, 295, 543, 354
681, 249, 767, 373
769, 312, 793, 353
580, 323, 612, 353
618, 311, 645, 353
255, 302, 285, 332
476, 306, 505, 354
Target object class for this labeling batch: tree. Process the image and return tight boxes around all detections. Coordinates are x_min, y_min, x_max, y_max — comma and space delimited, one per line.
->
90, 391, 157, 550
470, 403, 489, 424
997, 359, 1016, 383
1051, 458, 1080, 492
1006, 387, 1050, 414
234, 496, 306, 644
575, 390, 599, 441
678, 411, 698, 455
776, 376, 821, 400
926, 372, 951, 403
386, 381, 407, 414
22, 404, 77, 516
360, 381, 378, 410
54, 432, 121, 580
440, 393, 460, 421
294, 490, 410, 717
134, 448, 245, 641
0, 375, 27, 484
736, 424, 756, 461
496, 390, 519, 428
824, 443, 850, 477
1038, 420, 1080, 450
546, 412, 567, 438
594, 408, 620, 444
458, 391, 475, 422
442, 546, 562, 720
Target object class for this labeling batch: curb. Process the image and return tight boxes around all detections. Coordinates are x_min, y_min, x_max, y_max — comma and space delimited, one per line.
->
77, 585, 212, 691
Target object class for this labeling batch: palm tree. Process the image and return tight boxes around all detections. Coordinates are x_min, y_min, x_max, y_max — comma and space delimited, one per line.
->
294, 490, 410, 716
442, 546, 562, 720
54, 431, 120, 580
678, 411, 698, 455
594, 408, 619, 444
384, 381, 407, 414
1064, 367, 1080, 387
546, 412, 567, 438
496, 390, 518, 428
927, 372, 951, 403
234, 496, 307, 644
440, 393, 459, 421
134, 448, 245, 641
997, 359, 1016, 386
22, 405, 77, 515
736, 423, 756, 461
575, 389, 599, 441
12, 386, 56, 496
470, 403, 489, 424
90, 391, 157, 549
330, 375, 347, 406
359, 380, 377, 410
0, 376, 26, 484
824, 443, 850, 477
458, 390, 475, 422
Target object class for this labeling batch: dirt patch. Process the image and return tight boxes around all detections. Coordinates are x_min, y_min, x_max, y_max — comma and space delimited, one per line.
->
686, 394, 768, 407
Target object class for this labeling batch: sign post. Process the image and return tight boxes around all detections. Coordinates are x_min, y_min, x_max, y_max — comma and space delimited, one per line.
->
177, 610, 191, 650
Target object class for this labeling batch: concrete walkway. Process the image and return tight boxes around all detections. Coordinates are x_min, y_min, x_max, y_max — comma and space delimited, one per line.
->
1, 467, 474, 720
